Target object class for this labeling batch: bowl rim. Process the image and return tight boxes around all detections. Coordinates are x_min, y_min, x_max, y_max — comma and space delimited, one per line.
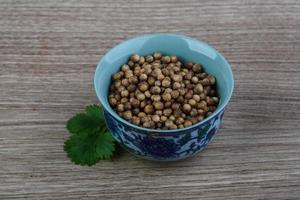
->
94, 33, 234, 135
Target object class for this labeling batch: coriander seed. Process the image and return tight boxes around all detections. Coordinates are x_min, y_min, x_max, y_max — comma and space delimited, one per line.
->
153, 52, 162, 59
123, 110, 132, 120
132, 116, 140, 125
163, 108, 172, 116
139, 82, 149, 92
152, 115, 160, 122
153, 102, 164, 110
145, 91, 151, 98
184, 120, 192, 127
183, 104, 192, 113
130, 54, 140, 62
144, 105, 154, 114
162, 78, 171, 87
171, 56, 178, 63
188, 99, 196, 107
162, 56, 171, 64
192, 64, 201, 72
121, 64, 130, 72
146, 55, 154, 63
173, 82, 181, 89
162, 93, 172, 101
139, 56, 145, 65
150, 86, 161, 94
139, 73, 148, 81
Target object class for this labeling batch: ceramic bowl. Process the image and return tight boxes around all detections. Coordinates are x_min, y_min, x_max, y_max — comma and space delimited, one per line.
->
94, 33, 234, 161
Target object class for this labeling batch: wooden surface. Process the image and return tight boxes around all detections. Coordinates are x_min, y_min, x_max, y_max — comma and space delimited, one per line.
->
1, 0, 300, 199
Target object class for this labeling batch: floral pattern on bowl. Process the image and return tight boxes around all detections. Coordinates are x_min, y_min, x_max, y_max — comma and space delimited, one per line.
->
104, 109, 224, 161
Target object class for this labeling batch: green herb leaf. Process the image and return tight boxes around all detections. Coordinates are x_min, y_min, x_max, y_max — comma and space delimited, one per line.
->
86, 104, 105, 123
64, 104, 116, 166
95, 132, 115, 160
64, 132, 115, 166
66, 105, 106, 135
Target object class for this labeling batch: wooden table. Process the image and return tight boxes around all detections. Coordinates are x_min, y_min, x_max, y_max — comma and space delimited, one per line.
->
1, 0, 300, 199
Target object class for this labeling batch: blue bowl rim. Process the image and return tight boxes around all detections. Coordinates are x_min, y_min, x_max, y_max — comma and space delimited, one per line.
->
94, 33, 234, 135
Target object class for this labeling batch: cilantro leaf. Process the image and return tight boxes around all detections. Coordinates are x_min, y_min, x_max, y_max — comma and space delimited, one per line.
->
95, 132, 115, 160
66, 105, 106, 134
86, 104, 105, 123
64, 104, 116, 166
66, 113, 99, 134
64, 132, 115, 166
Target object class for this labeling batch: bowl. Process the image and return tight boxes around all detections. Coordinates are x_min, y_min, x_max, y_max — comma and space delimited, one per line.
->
94, 33, 234, 161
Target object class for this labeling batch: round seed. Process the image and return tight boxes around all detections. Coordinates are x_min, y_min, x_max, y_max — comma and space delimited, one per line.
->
162, 93, 172, 101
153, 52, 162, 59
154, 102, 164, 110
139, 74, 148, 81
183, 104, 192, 113
146, 55, 154, 63
144, 105, 154, 114
184, 120, 193, 127
123, 111, 132, 120
172, 74, 183, 82
131, 54, 140, 62
117, 104, 125, 112
150, 86, 161, 94
152, 115, 160, 122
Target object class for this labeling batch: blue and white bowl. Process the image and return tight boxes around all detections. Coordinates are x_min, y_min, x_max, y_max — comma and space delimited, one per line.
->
94, 34, 234, 161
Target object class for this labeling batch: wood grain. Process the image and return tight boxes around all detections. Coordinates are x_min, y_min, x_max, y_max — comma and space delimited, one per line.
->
1, 0, 300, 199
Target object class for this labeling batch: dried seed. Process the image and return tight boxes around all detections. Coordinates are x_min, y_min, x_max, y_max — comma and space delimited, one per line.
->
121, 90, 129, 97
162, 93, 172, 101
184, 120, 193, 127
162, 56, 171, 64
124, 102, 131, 110
123, 111, 132, 120
144, 90, 151, 98
192, 64, 202, 72
132, 108, 140, 115
127, 84, 137, 92
150, 86, 161, 94
194, 83, 204, 94
172, 74, 183, 82
131, 54, 140, 62
130, 98, 140, 108
163, 108, 172, 116
144, 105, 154, 114
152, 115, 160, 122
139, 73, 148, 81
139, 82, 149, 92
146, 55, 154, 63
109, 98, 118, 107
121, 78, 130, 87
173, 82, 181, 89
188, 99, 197, 107
193, 94, 201, 102
191, 76, 199, 83
139, 56, 145, 65
171, 90, 180, 99
171, 56, 178, 63
190, 108, 198, 117
162, 78, 171, 87
153, 102, 164, 110
117, 104, 125, 112
153, 52, 162, 59
132, 116, 140, 125
138, 112, 146, 118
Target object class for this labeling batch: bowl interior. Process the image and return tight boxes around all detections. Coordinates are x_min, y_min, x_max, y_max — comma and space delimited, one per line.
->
95, 34, 234, 132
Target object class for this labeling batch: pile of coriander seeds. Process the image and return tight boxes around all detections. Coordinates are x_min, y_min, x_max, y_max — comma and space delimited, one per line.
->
108, 52, 219, 130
